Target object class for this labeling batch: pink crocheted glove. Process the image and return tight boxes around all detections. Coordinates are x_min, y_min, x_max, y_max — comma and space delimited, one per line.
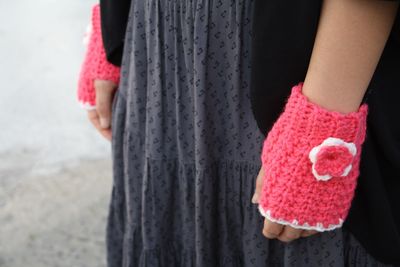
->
77, 4, 120, 110
258, 83, 368, 231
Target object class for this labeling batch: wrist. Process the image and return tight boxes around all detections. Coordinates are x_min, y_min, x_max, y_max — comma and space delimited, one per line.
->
302, 79, 366, 114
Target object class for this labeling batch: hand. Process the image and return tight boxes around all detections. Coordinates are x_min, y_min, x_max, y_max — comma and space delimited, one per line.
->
87, 79, 118, 141
252, 166, 319, 242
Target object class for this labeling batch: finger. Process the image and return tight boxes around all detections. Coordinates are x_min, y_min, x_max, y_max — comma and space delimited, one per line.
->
262, 219, 284, 239
301, 230, 319, 238
95, 80, 117, 129
87, 110, 112, 140
87, 110, 112, 141
277, 226, 303, 243
252, 166, 265, 204
96, 91, 114, 129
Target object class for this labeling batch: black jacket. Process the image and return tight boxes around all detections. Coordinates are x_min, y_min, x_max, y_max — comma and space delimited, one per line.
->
99, 0, 131, 66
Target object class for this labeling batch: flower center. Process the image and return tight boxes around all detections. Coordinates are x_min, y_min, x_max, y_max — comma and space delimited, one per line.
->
314, 146, 354, 177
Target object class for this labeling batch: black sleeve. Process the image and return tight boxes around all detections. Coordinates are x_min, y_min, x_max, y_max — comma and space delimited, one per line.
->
250, 1, 322, 135
100, 0, 132, 66
250, 0, 400, 136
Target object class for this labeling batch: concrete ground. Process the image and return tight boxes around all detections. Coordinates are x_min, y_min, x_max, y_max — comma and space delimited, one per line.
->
0, 0, 113, 266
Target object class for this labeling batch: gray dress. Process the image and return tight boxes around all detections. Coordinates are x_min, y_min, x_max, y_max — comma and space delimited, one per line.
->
107, 0, 394, 266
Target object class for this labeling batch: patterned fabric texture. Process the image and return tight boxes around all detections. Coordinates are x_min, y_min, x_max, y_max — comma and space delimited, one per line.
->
106, 0, 394, 266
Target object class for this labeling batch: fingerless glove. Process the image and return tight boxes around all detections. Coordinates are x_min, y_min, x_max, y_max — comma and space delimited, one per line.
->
258, 83, 368, 231
77, 4, 121, 110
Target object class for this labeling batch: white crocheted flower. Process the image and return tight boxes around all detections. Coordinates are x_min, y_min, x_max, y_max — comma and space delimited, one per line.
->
309, 137, 357, 181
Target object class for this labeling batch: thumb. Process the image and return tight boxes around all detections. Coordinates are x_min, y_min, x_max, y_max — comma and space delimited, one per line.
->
95, 80, 117, 129
252, 166, 265, 204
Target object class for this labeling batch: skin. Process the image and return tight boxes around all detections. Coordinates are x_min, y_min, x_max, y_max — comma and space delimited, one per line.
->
253, 0, 398, 242
88, 0, 398, 244
87, 79, 118, 141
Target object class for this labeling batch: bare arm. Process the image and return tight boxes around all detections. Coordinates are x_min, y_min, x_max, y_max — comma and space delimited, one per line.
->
303, 0, 398, 114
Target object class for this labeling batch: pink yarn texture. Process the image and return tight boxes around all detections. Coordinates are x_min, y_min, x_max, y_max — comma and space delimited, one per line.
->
77, 4, 120, 109
258, 83, 368, 231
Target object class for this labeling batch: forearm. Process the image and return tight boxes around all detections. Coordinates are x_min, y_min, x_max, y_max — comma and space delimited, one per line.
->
303, 0, 398, 114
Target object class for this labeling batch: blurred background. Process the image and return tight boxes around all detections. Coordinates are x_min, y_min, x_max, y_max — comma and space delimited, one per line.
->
0, 0, 113, 266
